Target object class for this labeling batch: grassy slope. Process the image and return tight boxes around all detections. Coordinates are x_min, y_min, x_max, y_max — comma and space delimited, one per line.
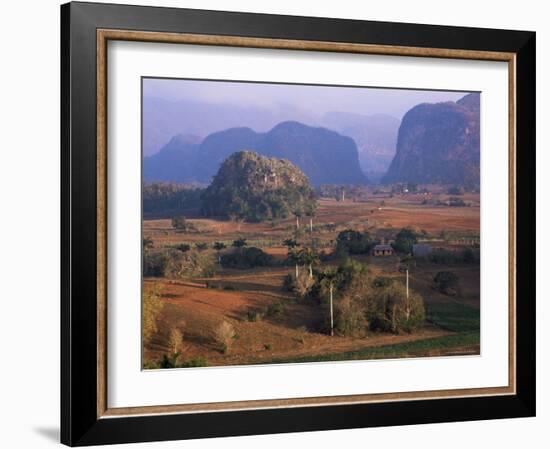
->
265, 295, 481, 365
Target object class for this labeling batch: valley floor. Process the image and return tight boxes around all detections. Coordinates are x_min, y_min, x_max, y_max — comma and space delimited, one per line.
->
143, 193, 480, 368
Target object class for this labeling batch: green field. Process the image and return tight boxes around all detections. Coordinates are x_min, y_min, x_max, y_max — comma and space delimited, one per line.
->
267, 332, 480, 364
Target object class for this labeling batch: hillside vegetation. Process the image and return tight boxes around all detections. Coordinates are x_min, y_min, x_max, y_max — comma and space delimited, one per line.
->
201, 151, 317, 222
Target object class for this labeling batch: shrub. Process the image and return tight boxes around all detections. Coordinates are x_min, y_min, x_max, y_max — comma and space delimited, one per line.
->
220, 247, 273, 269
160, 353, 181, 369
232, 237, 247, 249
181, 357, 209, 368
369, 283, 425, 333
334, 295, 368, 337
266, 302, 285, 317
165, 249, 215, 279
174, 243, 191, 253
264, 344, 272, 351
212, 321, 236, 353
372, 276, 394, 288
143, 361, 160, 369
171, 215, 196, 231
335, 258, 369, 290
168, 325, 184, 355
142, 285, 164, 343
433, 271, 460, 296
143, 251, 169, 277
152, 355, 209, 369
246, 308, 261, 322
223, 284, 236, 291
195, 242, 209, 251
293, 271, 316, 299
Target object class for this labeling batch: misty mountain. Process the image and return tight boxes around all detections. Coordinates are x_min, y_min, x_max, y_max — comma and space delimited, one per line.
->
321, 112, 400, 177
143, 96, 400, 176
144, 121, 367, 186
382, 93, 480, 186
142, 134, 202, 183
143, 97, 317, 156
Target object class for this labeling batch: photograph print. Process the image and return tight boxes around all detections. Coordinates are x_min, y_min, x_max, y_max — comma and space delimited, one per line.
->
141, 78, 481, 370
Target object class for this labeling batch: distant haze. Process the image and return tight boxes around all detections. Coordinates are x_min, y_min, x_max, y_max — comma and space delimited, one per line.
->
143, 79, 469, 157
143, 78, 475, 184
144, 78, 466, 121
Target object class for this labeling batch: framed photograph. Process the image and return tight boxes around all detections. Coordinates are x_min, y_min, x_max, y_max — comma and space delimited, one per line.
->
61, 1, 536, 446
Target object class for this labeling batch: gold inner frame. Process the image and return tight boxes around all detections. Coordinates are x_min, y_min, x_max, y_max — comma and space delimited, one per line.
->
96, 29, 517, 419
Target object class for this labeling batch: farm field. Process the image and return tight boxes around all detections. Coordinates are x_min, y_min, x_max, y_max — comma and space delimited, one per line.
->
143, 193, 480, 368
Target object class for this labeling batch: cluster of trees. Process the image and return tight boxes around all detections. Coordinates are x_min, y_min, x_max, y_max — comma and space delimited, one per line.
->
212, 237, 274, 269
283, 258, 425, 336
143, 248, 215, 279
391, 228, 418, 254
143, 182, 203, 213
316, 184, 376, 202
448, 197, 468, 207
171, 215, 199, 232
335, 229, 375, 256
282, 238, 321, 279
391, 182, 418, 193
145, 153, 323, 225
429, 248, 479, 264
220, 247, 273, 269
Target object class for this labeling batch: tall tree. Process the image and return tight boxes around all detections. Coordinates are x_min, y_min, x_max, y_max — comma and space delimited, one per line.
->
320, 269, 339, 336
283, 238, 301, 277
299, 247, 319, 279
305, 203, 316, 233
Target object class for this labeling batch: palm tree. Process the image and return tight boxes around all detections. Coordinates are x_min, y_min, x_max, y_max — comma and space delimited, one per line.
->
288, 249, 302, 278
305, 204, 316, 233
283, 238, 300, 277
293, 210, 302, 230
320, 269, 339, 336
299, 247, 319, 279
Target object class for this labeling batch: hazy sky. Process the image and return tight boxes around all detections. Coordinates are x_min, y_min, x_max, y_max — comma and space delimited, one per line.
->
143, 78, 470, 119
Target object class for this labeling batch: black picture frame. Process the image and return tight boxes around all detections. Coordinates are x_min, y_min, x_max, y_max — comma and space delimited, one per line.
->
61, 1, 536, 446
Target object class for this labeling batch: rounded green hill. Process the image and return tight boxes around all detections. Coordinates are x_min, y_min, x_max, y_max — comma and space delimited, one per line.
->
201, 151, 316, 222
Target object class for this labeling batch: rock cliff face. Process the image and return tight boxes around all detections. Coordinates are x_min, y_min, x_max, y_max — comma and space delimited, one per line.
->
144, 121, 367, 186
383, 93, 480, 185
